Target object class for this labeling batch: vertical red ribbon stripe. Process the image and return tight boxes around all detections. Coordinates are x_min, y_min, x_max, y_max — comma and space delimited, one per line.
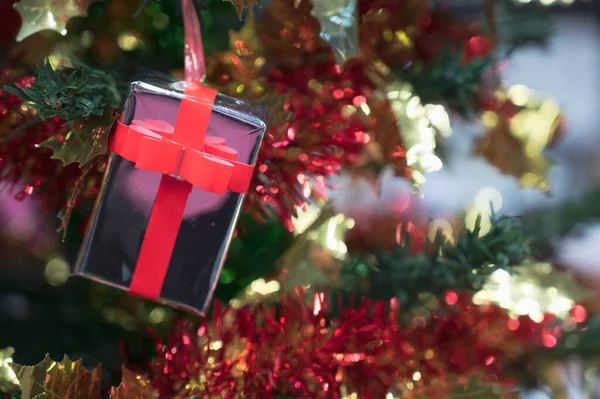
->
128, 176, 192, 299
128, 85, 217, 300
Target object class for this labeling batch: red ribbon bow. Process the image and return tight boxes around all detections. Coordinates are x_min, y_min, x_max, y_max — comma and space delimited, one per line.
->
109, 84, 255, 300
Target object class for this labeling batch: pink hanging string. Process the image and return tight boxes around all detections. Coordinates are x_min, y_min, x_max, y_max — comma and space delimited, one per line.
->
182, 0, 206, 84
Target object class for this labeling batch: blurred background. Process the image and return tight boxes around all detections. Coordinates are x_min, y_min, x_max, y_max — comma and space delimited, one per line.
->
1, 0, 600, 396
428, 0, 600, 209
0, 0, 597, 353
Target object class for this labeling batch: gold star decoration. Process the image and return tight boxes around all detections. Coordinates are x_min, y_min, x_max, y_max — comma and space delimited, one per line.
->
39, 111, 117, 167
13, 0, 93, 41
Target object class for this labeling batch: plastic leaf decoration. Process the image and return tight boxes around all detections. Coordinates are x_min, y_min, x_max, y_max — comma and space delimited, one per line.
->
10, 357, 157, 399
10, 355, 101, 399
39, 111, 118, 166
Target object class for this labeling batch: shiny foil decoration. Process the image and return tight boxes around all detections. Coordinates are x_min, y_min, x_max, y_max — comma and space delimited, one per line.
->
310, 0, 359, 65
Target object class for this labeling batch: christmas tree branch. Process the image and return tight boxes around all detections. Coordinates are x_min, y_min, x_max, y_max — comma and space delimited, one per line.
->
4, 59, 122, 125
343, 215, 531, 307
395, 46, 491, 116
3, 59, 123, 166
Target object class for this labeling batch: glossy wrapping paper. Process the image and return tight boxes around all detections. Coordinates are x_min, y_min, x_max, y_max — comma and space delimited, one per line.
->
75, 74, 266, 314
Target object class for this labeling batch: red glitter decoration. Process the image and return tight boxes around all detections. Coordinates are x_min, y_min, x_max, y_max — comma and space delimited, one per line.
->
0, 74, 104, 214
252, 55, 403, 229
149, 291, 558, 398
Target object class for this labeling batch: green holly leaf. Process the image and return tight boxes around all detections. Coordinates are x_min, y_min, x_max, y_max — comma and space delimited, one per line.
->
39, 111, 118, 166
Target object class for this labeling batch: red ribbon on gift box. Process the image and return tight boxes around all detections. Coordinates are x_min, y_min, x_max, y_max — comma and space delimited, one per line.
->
109, 84, 255, 300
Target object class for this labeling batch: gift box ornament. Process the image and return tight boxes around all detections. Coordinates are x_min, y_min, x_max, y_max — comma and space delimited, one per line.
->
75, 75, 266, 314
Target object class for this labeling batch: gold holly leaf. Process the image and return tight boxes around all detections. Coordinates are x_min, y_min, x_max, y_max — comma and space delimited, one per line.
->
474, 262, 594, 318
224, 0, 262, 20
10, 354, 101, 399
109, 367, 158, 399
40, 111, 117, 166
13, 0, 94, 42
478, 87, 563, 191
9, 356, 49, 399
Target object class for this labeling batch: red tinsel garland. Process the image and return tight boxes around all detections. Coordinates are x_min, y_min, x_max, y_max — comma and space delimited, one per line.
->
149, 292, 560, 399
